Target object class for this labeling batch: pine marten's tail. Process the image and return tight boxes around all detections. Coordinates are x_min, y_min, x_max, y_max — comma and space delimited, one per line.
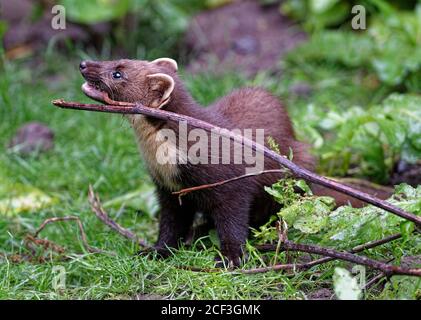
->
311, 178, 394, 208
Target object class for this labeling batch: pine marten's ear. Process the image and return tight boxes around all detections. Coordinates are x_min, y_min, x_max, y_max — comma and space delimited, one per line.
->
150, 58, 178, 73
146, 73, 175, 109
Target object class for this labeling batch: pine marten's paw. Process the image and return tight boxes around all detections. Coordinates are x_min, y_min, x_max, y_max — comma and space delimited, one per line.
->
137, 246, 173, 259
214, 254, 247, 269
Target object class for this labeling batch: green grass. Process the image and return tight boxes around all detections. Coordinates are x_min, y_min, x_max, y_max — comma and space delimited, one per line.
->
0, 54, 419, 300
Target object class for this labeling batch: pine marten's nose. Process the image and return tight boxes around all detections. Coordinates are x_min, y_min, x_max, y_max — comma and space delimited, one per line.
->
79, 61, 87, 71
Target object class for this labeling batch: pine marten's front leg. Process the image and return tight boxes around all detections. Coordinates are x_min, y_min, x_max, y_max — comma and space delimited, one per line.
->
150, 189, 196, 257
211, 193, 251, 267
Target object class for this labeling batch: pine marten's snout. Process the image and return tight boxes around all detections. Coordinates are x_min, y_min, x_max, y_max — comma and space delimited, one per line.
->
79, 60, 87, 71
79, 60, 106, 88
80, 60, 119, 104
79, 60, 101, 81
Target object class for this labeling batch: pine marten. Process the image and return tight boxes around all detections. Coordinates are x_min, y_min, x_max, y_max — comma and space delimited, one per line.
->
79, 58, 391, 266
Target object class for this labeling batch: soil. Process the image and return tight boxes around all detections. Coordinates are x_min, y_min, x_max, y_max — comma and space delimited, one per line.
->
390, 160, 421, 187
306, 288, 335, 300
0, 0, 109, 59
7, 122, 54, 156
184, 0, 306, 76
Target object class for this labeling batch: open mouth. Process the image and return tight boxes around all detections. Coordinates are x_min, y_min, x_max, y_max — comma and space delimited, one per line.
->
81, 82, 110, 104
81, 82, 132, 106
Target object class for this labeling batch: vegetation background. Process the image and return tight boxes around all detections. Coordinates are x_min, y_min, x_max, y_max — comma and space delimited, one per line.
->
0, 0, 420, 300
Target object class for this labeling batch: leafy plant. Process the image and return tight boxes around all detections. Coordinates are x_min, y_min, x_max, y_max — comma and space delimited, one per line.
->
256, 180, 420, 248
256, 178, 420, 298
281, 0, 419, 31
59, 0, 209, 58
296, 93, 421, 183
281, 0, 351, 31
288, 5, 421, 89
60, 0, 132, 24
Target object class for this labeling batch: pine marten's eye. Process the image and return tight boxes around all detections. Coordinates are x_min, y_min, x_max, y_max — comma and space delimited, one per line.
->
112, 71, 122, 79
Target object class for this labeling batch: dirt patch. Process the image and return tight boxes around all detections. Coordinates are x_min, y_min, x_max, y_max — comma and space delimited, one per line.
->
390, 160, 421, 187
184, 0, 306, 76
306, 288, 335, 300
7, 122, 54, 156
0, 0, 109, 59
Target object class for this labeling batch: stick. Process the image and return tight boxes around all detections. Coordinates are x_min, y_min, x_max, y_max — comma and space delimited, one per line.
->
183, 238, 421, 277
52, 99, 421, 226
178, 233, 419, 277
241, 236, 420, 277
172, 169, 285, 196
364, 273, 386, 290
88, 185, 149, 248
256, 232, 402, 269
32, 216, 106, 254
279, 240, 421, 277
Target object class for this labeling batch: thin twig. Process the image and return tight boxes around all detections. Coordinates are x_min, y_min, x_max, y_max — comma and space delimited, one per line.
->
240, 232, 413, 276
32, 216, 106, 254
364, 273, 386, 290
52, 99, 421, 226
272, 240, 420, 277
176, 265, 223, 273
172, 169, 285, 196
180, 233, 420, 277
88, 185, 149, 248
238, 263, 300, 274
256, 232, 402, 270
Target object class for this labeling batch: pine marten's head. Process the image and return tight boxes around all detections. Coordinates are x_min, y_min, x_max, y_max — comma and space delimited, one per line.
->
79, 58, 178, 108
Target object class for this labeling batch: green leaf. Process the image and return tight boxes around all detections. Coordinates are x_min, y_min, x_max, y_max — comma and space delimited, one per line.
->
103, 184, 159, 217
0, 182, 56, 215
278, 197, 333, 234
294, 180, 313, 195
208, 229, 220, 248
376, 118, 406, 150
60, 0, 132, 24
310, 0, 340, 13
400, 221, 414, 241
380, 276, 421, 299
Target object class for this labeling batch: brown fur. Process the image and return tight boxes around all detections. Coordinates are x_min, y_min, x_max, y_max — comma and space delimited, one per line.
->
79, 58, 389, 266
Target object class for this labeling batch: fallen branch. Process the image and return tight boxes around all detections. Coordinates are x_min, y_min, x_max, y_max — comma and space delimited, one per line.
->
32, 216, 106, 254
364, 272, 387, 290
256, 233, 402, 263
256, 232, 402, 270
181, 238, 420, 277
24, 234, 66, 262
52, 99, 421, 227
88, 185, 149, 248
278, 240, 421, 277
242, 233, 421, 277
